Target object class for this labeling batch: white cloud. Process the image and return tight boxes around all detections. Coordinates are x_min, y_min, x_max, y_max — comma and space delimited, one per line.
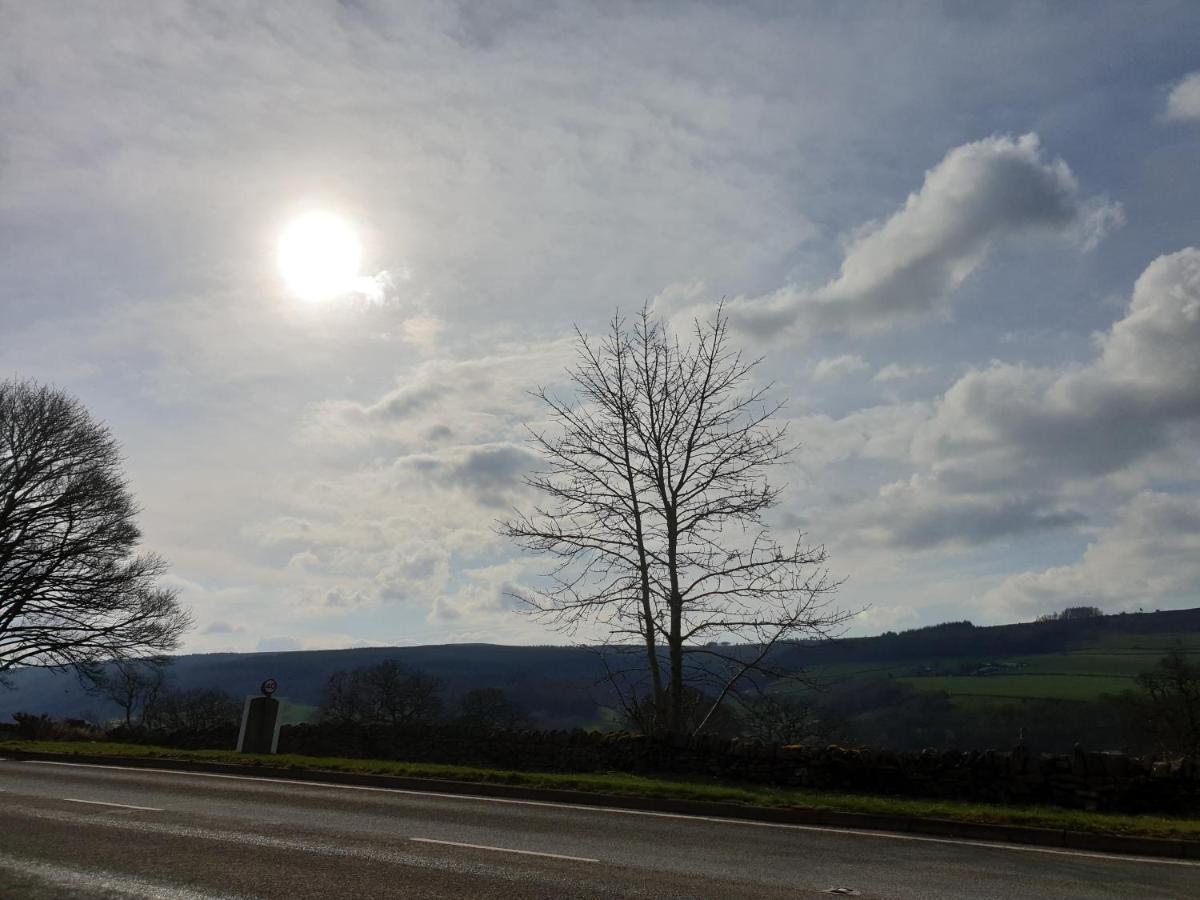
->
872, 363, 934, 383
913, 246, 1200, 489
813, 354, 869, 381
726, 134, 1122, 339
843, 474, 1084, 550
828, 247, 1200, 552
788, 402, 931, 469
302, 340, 573, 448
1165, 71, 1200, 122
981, 492, 1200, 620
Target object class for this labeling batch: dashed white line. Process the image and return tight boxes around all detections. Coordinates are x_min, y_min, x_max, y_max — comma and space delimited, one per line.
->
411, 837, 598, 863
24, 759, 1199, 868
62, 798, 163, 812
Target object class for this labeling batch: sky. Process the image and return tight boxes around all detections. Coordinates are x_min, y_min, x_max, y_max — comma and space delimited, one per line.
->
2, 1, 1199, 654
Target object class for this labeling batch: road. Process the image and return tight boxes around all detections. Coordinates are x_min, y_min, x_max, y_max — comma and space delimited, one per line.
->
0, 758, 1195, 899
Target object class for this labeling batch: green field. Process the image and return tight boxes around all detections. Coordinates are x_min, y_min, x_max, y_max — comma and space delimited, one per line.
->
796, 632, 1200, 704
896, 674, 1134, 702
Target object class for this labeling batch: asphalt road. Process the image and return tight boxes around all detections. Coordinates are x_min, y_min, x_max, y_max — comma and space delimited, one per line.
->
0, 758, 1195, 899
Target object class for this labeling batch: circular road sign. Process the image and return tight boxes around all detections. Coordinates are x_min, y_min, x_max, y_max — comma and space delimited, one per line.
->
260, 678, 278, 697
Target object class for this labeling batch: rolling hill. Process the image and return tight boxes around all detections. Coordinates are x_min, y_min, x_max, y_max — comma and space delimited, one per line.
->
3, 607, 1198, 732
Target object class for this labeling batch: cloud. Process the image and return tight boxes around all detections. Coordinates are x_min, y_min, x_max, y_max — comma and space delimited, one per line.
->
829, 247, 1200, 551
203, 621, 245, 635
425, 560, 533, 625
256, 636, 303, 652
872, 363, 934, 383
302, 341, 573, 447
1165, 71, 1200, 122
787, 402, 932, 469
845, 475, 1085, 550
981, 492, 1200, 620
813, 354, 869, 382
726, 134, 1122, 339
394, 442, 538, 507
913, 246, 1200, 489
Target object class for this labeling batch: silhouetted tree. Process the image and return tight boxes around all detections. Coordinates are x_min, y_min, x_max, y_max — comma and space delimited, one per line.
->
155, 688, 242, 732
95, 657, 170, 730
739, 692, 839, 745
503, 307, 848, 735
319, 661, 444, 727
1036, 606, 1104, 622
0, 379, 189, 677
456, 687, 529, 730
1131, 648, 1200, 757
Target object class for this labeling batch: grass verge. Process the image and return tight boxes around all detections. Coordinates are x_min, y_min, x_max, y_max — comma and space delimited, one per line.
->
3, 739, 1198, 842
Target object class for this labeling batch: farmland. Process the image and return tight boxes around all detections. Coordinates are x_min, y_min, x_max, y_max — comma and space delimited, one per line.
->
806, 631, 1200, 704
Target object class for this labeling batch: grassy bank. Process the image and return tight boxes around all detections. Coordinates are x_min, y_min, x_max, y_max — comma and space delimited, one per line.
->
3, 739, 1198, 842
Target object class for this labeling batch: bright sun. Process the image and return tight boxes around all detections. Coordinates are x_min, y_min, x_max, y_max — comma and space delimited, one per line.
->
277, 211, 362, 301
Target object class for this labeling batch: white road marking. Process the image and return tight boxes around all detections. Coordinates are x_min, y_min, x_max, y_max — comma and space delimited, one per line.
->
62, 798, 164, 812
0, 850, 237, 900
411, 836, 599, 862
24, 759, 1199, 868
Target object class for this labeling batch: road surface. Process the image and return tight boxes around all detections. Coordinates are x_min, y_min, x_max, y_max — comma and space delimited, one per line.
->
0, 757, 1195, 898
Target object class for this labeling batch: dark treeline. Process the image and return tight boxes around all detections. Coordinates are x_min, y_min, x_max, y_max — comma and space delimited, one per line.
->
5, 608, 1200, 759
776, 607, 1200, 668
4, 647, 1198, 770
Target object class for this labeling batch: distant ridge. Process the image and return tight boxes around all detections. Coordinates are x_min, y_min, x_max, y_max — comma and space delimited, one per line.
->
3, 607, 1198, 726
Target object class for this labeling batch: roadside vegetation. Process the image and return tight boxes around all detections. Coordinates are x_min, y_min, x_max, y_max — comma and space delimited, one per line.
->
2, 738, 1198, 842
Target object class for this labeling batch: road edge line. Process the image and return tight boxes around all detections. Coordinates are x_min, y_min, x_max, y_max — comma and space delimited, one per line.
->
3, 748, 1195, 861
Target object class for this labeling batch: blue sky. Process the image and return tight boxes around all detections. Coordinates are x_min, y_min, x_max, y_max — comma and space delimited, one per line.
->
2, 1, 1198, 652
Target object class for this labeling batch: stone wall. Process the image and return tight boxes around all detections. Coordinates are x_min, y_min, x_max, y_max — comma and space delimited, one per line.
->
8, 715, 1193, 814
275, 723, 1199, 814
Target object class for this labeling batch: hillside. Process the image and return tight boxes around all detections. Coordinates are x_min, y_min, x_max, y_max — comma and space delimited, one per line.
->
786, 608, 1200, 704
3, 607, 1198, 737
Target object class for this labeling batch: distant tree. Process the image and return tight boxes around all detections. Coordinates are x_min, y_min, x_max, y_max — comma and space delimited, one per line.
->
502, 308, 847, 735
738, 692, 839, 745
95, 657, 170, 730
455, 687, 529, 730
317, 668, 367, 724
618, 683, 742, 738
319, 661, 444, 727
1131, 648, 1200, 757
0, 379, 190, 677
1036, 606, 1104, 622
155, 688, 241, 732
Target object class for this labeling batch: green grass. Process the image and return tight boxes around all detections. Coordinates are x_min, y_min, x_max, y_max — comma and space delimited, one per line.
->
1085, 632, 1200, 652
1011, 653, 1156, 678
897, 674, 1134, 702
3, 739, 1198, 842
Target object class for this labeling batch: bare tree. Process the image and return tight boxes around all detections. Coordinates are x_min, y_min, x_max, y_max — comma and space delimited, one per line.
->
1133, 647, 1200, 758
502, 307, 848, 735
739, 691, 841, 745
96, 657, 170, 730
456, 687, 530, 730
318, 661, 444, 727
155, 688, 242, 732
0, 380, 190, 677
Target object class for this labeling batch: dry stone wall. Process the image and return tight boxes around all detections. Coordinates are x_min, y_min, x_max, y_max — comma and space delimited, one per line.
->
275, 723, 1199, 814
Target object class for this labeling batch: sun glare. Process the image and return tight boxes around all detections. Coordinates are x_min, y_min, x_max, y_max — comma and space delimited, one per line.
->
277, 211, 362, 301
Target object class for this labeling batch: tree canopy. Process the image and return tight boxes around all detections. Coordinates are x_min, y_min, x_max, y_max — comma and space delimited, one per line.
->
0, 379, 189, 676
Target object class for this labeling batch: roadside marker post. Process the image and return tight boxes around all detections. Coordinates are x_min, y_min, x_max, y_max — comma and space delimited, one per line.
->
237, 678, 282, 754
